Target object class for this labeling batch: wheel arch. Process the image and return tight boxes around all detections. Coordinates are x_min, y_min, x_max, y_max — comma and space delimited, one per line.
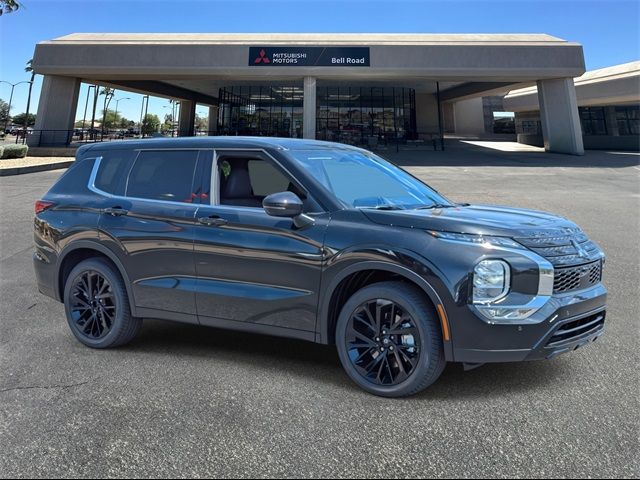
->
318, 261, 452, 357
56, 240, 137, 316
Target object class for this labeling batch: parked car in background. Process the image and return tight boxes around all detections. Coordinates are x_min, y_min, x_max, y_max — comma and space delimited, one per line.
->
33, 137, 607, 397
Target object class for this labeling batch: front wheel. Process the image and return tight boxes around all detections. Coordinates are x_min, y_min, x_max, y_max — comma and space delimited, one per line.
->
336, 281, 446, 397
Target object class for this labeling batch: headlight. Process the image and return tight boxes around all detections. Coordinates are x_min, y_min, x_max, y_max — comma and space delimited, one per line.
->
473, 259, 510, 303
428, 231, 526, 250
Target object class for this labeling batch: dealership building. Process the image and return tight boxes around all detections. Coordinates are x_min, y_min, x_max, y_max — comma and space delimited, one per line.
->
504, 61, 639, 151
31, 33, 591, 154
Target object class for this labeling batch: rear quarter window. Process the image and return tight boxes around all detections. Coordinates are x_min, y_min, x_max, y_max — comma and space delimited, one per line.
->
94, 150, 135, 195
46, 157, 97, 196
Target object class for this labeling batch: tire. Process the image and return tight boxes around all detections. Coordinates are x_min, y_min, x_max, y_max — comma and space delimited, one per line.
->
336, 281, 446, 397
63, 257, 142, 349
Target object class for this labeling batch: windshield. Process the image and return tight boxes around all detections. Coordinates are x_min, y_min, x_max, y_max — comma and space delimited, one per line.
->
288, 149, 453, 209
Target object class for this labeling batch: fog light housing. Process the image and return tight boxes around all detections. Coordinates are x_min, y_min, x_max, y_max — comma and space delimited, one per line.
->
473, 259, 510, 304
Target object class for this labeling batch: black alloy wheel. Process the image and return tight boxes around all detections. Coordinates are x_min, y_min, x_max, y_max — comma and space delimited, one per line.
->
68, 270, 116, 340
64, 258, 142, 349
345, 299, 420, 386
336, 281, 446, 397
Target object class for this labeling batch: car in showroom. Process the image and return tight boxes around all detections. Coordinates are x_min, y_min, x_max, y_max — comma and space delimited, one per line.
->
33, 137, 607, 397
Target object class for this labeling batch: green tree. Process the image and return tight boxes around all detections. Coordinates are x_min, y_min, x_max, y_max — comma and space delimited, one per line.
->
0, 0, 20, 15
141, 113, 160, 135
10, 112, 36, 127
195, 114, 208, 132
101, 109, 122, 129
99, 87, 115, 132
0, 99, 9, 126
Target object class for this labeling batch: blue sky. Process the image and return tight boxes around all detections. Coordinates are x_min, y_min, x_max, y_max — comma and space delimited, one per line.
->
1, 0, 638, 123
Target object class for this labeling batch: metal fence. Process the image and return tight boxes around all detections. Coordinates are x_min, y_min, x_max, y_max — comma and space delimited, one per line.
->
13, 129, 445, 152
13, 129, 169, 147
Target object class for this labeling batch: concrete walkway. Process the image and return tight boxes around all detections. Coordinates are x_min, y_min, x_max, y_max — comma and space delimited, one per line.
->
379, 139, 640, 168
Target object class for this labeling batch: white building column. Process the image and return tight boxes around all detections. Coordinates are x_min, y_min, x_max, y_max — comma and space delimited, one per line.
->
178, 100, 196, 137
537, 78, 584, 155
303, 77, 316, 139
29, 75, 81, 147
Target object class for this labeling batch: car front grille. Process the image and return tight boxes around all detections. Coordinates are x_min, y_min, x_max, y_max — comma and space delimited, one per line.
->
553, 260, 602, 294
515, 228, 603, 268
546, 311, 605, 347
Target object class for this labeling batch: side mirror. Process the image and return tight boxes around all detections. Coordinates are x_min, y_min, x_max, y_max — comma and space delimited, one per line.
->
263, 191, 314, 228
263, 191, 304, 218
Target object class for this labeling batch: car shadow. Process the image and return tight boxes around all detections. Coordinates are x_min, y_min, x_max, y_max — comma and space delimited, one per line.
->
125, 319, 569, 399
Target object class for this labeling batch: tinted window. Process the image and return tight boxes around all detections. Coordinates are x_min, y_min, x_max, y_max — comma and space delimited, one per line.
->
126, 150, 199, 203
94, 150, 134, 195
247, 160, 290, 197
47, 157, 97, 195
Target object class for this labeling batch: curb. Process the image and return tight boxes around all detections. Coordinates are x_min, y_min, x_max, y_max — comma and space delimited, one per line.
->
0, 161, 74, 176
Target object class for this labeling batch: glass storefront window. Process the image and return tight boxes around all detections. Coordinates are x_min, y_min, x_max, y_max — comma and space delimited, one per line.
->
218, 85, 417, 144
615, 106, 639, 136
218, 86, 304, 138
315, 86, 416, 145
579, 107, 607, 135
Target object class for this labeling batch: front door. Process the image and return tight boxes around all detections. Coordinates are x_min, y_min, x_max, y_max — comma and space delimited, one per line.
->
193, 150, 329, 333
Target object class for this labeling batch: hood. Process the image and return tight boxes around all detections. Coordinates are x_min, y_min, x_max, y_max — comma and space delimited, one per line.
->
361, 204, 578, 238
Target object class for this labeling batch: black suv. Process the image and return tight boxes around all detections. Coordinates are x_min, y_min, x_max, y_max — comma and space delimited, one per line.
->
34, 137, 607, 397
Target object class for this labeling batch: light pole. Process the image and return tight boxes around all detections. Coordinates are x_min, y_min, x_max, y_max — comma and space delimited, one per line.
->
139, 95, 149, 137
1, 80, 32, 133
113, 97, 130, 131
81, 85, 96, 134
170, 100, 177, 137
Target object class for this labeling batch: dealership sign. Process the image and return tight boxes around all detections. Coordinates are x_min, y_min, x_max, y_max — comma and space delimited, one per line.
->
249, 47, 370, 67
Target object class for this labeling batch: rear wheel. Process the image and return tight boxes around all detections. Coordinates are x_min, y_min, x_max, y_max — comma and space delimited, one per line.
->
336, 281, 446, 397
64, 258, 141, 348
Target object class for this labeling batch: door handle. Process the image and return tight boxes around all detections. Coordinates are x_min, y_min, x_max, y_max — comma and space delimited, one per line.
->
103, 207, 129, 217
197, 216, 228, 226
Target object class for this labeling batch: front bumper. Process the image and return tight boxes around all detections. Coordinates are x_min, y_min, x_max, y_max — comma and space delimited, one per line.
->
451, 283, 607, 363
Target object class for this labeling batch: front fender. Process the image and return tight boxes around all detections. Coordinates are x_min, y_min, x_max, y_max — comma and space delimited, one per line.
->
317, 248, 455, 361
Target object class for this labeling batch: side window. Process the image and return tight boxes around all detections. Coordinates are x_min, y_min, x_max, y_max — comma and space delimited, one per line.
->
217, 154, 320, 212
94, 150, 134, 195
247, 160, 290, 197
126, 150, 199, 203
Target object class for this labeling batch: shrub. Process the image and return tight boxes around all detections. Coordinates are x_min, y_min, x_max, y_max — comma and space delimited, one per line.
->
1, 144, 28, 159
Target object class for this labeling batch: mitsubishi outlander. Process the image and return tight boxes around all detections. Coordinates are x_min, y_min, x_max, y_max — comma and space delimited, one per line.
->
34, 137, 607, 397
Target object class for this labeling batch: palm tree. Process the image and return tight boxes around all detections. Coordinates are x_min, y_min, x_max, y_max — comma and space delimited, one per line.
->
0, 1, 20, 15
100, 87, 115, 135
23, 59, 35, 135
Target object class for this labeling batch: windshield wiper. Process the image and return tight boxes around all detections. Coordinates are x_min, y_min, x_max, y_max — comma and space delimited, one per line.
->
414, 203, 455, 210
360, 204, 404, 211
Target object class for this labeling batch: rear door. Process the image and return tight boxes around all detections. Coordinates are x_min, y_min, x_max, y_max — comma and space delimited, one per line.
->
193, 149, 329, 334
97, 148, 207, 319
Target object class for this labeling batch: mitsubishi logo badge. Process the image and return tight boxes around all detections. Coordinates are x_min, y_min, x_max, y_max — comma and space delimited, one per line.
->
254, 49, 270, 64
572, 239, 589, 259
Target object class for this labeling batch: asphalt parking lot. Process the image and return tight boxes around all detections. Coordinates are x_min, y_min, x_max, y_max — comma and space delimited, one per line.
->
1, 143, 639, 478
